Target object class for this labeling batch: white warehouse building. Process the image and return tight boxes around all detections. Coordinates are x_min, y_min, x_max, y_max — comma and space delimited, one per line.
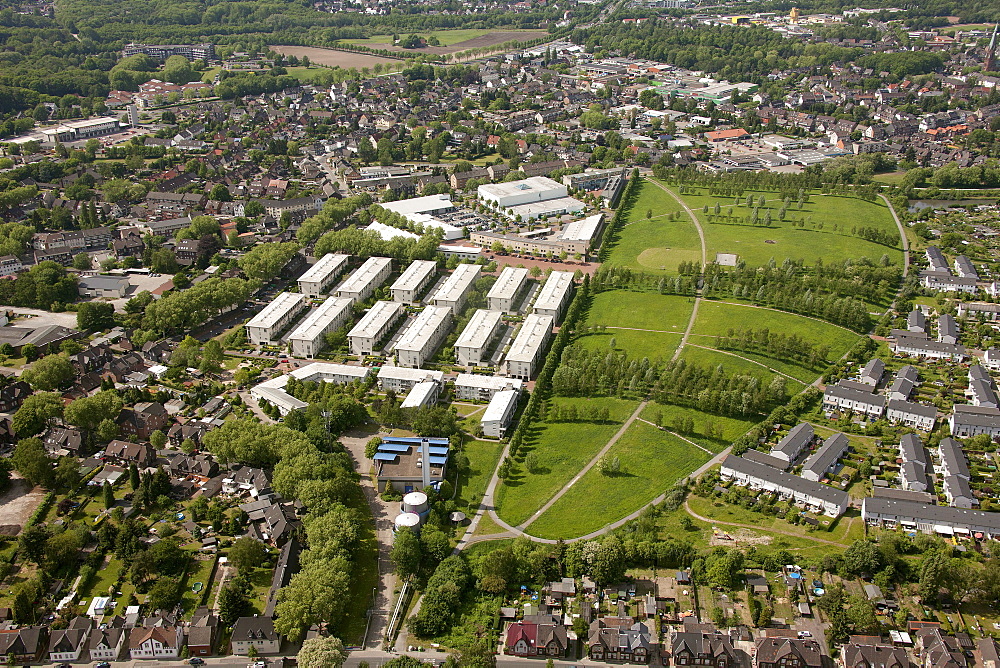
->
377, 367, 445, 393
454, 309, 504, 367
391, 260, 438, 304
532, 271, 574, 323
454, 374, 524, 401
381, 194, 456, 218
334, 256, 393, 302
431, 263, 481, 314
298, 253, 349, 297
287, 296, 354, 358
488, 266, 530, 313
478, 176, 568, 209
393, 306, 452, 368
245, 292, 307, 345
348, 300, 404, 356
481, 389, 520, 438
503, 313, 554, 380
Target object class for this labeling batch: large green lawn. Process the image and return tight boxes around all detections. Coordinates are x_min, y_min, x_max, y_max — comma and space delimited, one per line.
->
606, 180, 701, 272
639, 402, 756, 453
586, 291, 695, 332
688, 301, 859, 383
576, 328, 682, 360
452, 437, 506, 515
675, 188, 902, 267
494, 413, 631, 527
680, 345, 805, 389
527, 422, 711, 539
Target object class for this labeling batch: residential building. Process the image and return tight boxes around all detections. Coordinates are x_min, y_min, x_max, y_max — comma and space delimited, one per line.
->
400, 379, 441, 409
891, 333, 968, 361
287, 296, 354, 358
950, 404, 1000, 438
116, 402, 168, 441
186, 608, 217, 657
48, 618, 92, 662
907, 309, 927, 332
481, 389, 519, 438
886, 400, 937, 431
88, 627, 127, 662
801, 433, 848, 482
376, 367, 444, 393
454, 309, 504, 367
431, 263, 482, 314
348, 300, 404, 356
532, 271, 574, 323
587, 618, 655, 664
391, 260, 437, 304
862, 495, 1000, 539
822, 381, 886, 418
129, 626, 182, 660
720, 454, 849, 517
755, 637, 825, 668
916, 627, 968, 668
939, 437, 971, 480
78, 276, 130, 299
334, 256, 392, 302
899, 434, 930, 493
556, 213, 605, 255
503, 314, 553, 380
939, 313, 960, 344
373, 436, 448, 492
504, 620, 569, 658
245, 292, 307, 345
104, 439, 156, 467
297, 253, 349, 297
488, 266, 530, 313
859, 358, 885, 386
230, 617, 280, 656
0, 627, 47, 663
943, 474, 977, 508
668, 626, 742, 668
454, 373, 524, 401
768, 422, 814, 466
393, 306, 452, 368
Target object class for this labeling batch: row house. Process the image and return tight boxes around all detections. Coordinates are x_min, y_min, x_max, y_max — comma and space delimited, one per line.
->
0, 380, 31, 413
899, 434, 931, 493
720, 454, 849, 517
104, 440, 156, 467
822, 380, 886, 419
129, 626, 183, 660
504, 619, 570, 658
587, 618, 654, 664
48, 617, 93, 662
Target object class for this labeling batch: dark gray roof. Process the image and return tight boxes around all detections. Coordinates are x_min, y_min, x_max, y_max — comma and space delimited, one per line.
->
801, 433, 848, 479
899, 434, 928, 467
952, 404, 1000, 428
939, 437, 971, 479
743, 448, 790, 471
722, 454, 849, 508
770, 422, 813, 459
824, 383, 887, 407
887, 399, 937, 419
896, 365, 919, 383
862, 496, 1000, 533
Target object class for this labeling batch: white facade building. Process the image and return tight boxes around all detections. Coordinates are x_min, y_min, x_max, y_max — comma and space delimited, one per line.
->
393, 306, 452, 368
400, 379, 441, 409
720, 455, 849, 517
478, 176, 568, 209
454, 373, 524, 401
532, 271, 574, 323
431, 263, 481, 314
334, 256, 393, 302
556, 214, 604, 255
488, 266, 530, 312
286, 296, 354, 358
245, 292, 307, 345
297, 253, 349, 297
454, 309, 504, 367
502, 314, 554, 380
348, 300, 403, 356
391, 259, 437, 304
481, 389, 519, 438
377, 367, 445, 393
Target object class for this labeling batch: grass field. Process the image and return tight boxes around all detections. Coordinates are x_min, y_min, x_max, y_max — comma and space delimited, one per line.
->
285, 66, 337, 83
527, 422, 711, 539
675, 187, 902, 267
679, 345, 806, 390
606, 181, 701, 272
343, 29, 495, 47
452, 437, 506, 515
577, 291, 693, 359
689, 302, 860, 382
494, 414, 630, 528
639, 402, 757, 452
576, 329, 683, 360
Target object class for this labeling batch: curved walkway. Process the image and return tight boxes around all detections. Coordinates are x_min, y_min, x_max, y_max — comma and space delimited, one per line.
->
684, 499, 852, 547
879, 193, 910, 277
702, 300, 860, 335
685, 343, 804, 383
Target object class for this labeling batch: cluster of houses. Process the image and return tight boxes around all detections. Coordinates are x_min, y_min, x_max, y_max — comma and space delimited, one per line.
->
822, 359, 939, 432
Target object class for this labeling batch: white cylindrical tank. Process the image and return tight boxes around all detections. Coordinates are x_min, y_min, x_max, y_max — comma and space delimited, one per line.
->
402, 491, 429, 515
393, 512, 421, 535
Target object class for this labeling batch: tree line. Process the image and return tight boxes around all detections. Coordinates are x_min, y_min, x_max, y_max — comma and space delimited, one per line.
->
716, 328, 832, 371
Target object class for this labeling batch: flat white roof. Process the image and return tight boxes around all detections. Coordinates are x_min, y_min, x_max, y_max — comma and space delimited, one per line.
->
478, 176, 564, 199
337, 256, 393, 295
533, 271, 574, 313
287, 296, 353, 342
381, 194, 455, 216
299, 253, 349, 285
455, 309, 504, 350
391, 259, 437, 293
394, 306, 452, 353
506, 197, 585, 218
290, 362, 371, 381
377, 366, 445, 383
246, 292, 305, 330
454, 373, 524, 392
559, 214, 604, 242
400, 380, 439, 409
482, 389, 519, 423
348, 300, 402, 339
488, 266, 530, 301
364, 221, 420, 241
432, 263, 481, 303
505, 313, 554, 363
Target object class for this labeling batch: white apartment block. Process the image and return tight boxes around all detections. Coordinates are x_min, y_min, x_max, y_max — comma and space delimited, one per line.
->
431, 263, 481, 314
488, 266, 530, 312
454, 373, 524, 401
393, 306, 452, 368
335, 256, 393, 302
400, 379, 441, 409
298, 253, 349, 297
532, 270, 574, 323
454, 309, 504, 367
391, 259, 438, 304
503, 314, 554, 380
286, 296, 354, 358
481, 388, 519, 438
348, 300, 403, 356
377, 366, 445, 393
245, 292, 307, 345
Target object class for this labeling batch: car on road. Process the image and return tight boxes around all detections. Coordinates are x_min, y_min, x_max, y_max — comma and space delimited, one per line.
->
96, 663, 111, 668
797, 631, 812, 638
189, 658, 205, 665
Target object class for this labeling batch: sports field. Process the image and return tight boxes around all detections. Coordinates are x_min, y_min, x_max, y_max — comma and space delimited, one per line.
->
527, 421, 711, 539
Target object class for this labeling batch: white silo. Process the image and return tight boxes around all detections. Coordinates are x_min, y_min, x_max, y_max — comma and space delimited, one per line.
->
402, 491, 429, 515
393, 512, 421, 536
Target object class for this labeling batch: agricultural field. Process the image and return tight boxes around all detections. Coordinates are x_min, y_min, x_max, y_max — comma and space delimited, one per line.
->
494, 410, 632, 528
338, 29, 547, 55
526, 421, 711, 539
269, 45, 401, 69
675, 188, 903, 267
605, 181, 701, 272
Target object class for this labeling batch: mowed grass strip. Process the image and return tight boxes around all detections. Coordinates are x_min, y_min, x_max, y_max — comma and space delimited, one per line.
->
495, 416, 630, 528
639, 402, 758, 453
576, 329, 682, 361
586, 291, 695, 332
675, 188, 902, 267
527, 421, 711, 539
606, 180, 701, 272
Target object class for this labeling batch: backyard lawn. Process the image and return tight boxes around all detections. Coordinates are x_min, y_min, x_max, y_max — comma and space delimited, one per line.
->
526, 421, 711, 539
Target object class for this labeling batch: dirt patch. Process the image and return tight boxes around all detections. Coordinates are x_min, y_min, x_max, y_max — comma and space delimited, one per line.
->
269, 46, 402, 69
708, 527, 773, 547
0, 478, 47, 535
